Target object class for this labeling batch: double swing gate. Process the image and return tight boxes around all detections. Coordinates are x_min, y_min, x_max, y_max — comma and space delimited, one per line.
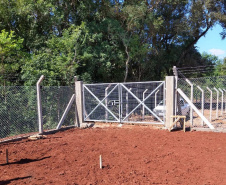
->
83, 81, 165, 124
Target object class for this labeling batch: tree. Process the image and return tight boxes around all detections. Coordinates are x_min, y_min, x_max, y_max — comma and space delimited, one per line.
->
215, 57, 226, 76
0, 30, 24, 85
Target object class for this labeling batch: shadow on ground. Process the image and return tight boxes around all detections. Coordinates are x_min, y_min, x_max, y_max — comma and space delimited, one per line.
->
0, 176, 32, 185
0, 156, 51, 166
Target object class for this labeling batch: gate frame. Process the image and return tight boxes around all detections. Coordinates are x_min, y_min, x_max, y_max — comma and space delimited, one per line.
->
120, 82, 165, 124
82, 81, 165, 124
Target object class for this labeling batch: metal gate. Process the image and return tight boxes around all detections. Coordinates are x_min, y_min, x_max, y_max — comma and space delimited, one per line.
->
83, 81, 165, 124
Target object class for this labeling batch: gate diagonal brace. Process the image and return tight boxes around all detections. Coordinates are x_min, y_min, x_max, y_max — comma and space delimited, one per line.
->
121, 83, 164, 123
84, 84, 119, 121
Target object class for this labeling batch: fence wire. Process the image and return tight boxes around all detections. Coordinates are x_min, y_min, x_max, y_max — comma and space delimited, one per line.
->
0, 86, 38, 141
41, 86, 75, 130
177, 76, 226, 129
0, 86, 75, 142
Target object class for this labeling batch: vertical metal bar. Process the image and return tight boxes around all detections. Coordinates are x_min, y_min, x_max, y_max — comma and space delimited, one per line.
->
224, 89, 226, 113
219, 88, 223, 116
105, 87, 109, 122
173, 66, 178, 117
74, 76, 79, 126
163, 81, 166, 124
37, 75, 44, 134
214, 87, 219, 119
121, 84, 123, 122
185, 79, 193, 125
190, 84, 194, 126
118, 84, 121, 123
143, 89, 148, 119
126, 88, 132, 121
154, 90, 159, 108
197, 86, 204, 126
82, 84, 86, 122
206, 87, 212, 121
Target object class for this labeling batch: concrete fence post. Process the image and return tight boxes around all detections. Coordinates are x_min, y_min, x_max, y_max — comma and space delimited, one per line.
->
75, 81, 84, 127
37, 75, 44, 134
165, 76, 175, 129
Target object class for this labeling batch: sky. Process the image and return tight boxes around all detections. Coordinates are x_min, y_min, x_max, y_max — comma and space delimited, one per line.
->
195, 24, 226, 60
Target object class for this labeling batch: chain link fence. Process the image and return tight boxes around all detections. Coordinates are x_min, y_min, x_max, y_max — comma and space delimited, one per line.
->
177, 76, 226, 129
0, 86, 76, 142
0, 86, 38, 141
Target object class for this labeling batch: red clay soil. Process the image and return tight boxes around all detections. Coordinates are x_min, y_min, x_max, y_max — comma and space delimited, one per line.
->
0, 125, 226, 185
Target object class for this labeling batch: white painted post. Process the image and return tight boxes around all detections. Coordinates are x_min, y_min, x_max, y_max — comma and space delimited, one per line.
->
190, 84, 194, 125
165, 76, 175, 129
74, 76, 79, 126
185, 79, 194, 125
100, 155, 102, 169
197, 86, 204, 126
37, 75, 44, 134
118, 84, 122, 123
214, 87, 219, 119
173, 67, 178, 120
206, 87, 212, 121
75, 81, 84, 127
224, 89, 226, 113
219, 88, 224, 116
143, 89, 148, 119
105, 87, 109, 121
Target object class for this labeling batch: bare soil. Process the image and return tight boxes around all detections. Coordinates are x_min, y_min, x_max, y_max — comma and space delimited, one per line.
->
1, 124, 226, 185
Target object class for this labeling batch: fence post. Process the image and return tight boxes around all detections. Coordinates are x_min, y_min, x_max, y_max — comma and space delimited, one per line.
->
105, 87, 109, 121
37, 75, 44, 134
214, 87, 219, 119
197, 86, 204, 126
75, 80, 84, 127
219, 88, 224, 116
224, 89, 226, 113
165, 76, 175, 129
143, 89, 148, 119
126, 88, 132, 121
206, 87, 212, 121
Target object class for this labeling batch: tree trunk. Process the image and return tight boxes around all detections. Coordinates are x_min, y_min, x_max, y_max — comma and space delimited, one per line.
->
124, 45, 130, 82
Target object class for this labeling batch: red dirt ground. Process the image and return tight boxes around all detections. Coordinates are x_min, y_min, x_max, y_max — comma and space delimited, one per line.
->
0, 125, 226, 185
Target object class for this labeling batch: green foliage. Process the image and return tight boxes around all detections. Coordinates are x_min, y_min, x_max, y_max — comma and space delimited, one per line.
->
0, 0, 226, 84
215, 58, 226, 76
0, 30, 24, 85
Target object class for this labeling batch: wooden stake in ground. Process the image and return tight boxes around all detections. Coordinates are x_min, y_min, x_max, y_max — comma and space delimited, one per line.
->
6, 149, 8, 164
100, 155, 102, 169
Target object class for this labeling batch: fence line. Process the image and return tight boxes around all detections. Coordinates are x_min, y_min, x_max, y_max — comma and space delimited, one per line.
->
177, 75, 226, 128
0, 86, 76, 142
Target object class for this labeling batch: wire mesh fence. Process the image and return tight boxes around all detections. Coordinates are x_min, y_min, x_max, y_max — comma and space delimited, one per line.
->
41, 86, 75, 130
0, 86, 76, 142
0, 86, 38, 141
177, 76, 226, 129
83, 81, 165, 124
